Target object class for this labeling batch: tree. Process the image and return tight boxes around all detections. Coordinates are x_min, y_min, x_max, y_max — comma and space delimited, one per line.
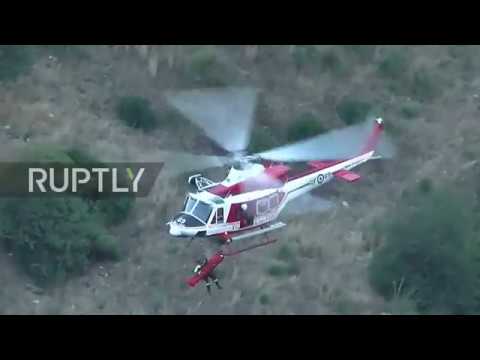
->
369, 187, 480, 314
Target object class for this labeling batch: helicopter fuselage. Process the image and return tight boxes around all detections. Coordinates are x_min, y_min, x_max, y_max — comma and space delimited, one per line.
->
167, 150, 374, 241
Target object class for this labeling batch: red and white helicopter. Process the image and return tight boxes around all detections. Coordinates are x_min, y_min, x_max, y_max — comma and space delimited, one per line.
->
162, 87, 395, 287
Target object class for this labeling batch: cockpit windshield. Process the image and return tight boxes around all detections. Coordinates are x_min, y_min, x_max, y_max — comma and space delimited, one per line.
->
182, 196, 213, 224
192, 201, 212, 224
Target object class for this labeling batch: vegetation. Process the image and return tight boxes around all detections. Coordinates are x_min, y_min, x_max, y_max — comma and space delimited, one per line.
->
378, 50, 409, 80
0, 146, 131, 286
276, 245, 294, 261
336, 98, 372, 125
342, 45, 377, 64
410, 68, 442, 102
368, 186, 480, 314
287, 112, 325, 143
400, 102, 422, 119
38, 45, 89, 61
259, 293, 271, 305
0, 45, 34, 82
115, 96, 158, 132
319, 50, 346, 76
292, 45, 320, 70
248, 125, 279, 153
0, 196, 114, 285
187, 47, 227, 87
418, 178, 433, 194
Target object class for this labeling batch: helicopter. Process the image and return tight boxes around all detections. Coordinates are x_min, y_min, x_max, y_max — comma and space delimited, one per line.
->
161, 87, 395, 288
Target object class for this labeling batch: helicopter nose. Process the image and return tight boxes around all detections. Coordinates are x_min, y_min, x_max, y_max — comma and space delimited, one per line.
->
168, 223, 182, 236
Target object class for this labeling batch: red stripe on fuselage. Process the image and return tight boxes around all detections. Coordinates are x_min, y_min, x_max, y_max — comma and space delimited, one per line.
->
207, 165, 289, 198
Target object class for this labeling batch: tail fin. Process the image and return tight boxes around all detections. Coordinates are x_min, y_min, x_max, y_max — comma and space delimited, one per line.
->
362, 118, 384, 154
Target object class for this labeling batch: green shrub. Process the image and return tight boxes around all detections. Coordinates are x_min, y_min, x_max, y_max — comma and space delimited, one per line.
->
342, 45, 377, 63
292, 45, 320, 69
337, 98, 372, 125
418, 178, 433, 194
91, 232, 120, 260
66, 148, 135, 226
96, 196, 134, 226
115, 96, 158, 132
248, 125, 278, 153
267, 264, 288, 277
277, 245, 294, 261
0, 146, 128, 285
320, 50, 346, 76
400, 102, 421, 119
410, 69, 442, 102
187, 48, 227, 87
259, 293, 271, 305
287, 113, 325, 143
368, 187, 480, 314
378, 50, 409, 80
0, 45, 34, 82
0, 197, 112, 286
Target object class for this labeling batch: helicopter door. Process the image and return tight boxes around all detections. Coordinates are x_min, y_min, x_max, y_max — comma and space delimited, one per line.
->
254, 193, 280, 225
215, 208, 224, 223
207, 207, 235, 235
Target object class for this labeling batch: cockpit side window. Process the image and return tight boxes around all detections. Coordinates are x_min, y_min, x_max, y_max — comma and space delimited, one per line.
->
183, 196, 197, 213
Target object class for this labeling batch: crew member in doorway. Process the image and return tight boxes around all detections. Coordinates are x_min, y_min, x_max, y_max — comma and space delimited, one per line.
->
241, 203, 254, 226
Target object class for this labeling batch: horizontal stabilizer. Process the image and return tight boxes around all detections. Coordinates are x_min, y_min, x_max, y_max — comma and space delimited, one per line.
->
334, 169, 361, 182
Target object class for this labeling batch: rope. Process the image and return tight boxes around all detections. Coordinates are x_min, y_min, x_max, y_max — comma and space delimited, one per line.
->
222, 238, 277, 257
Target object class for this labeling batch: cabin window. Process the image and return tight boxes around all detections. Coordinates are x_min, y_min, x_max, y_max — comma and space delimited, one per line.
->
257, 199, 269, 215
216, 208, 224, 223
269, 194, 279, 208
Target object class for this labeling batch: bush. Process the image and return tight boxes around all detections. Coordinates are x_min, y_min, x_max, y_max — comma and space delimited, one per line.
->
0, 45, 34, 82
267, 264, 288, 277
342, 45, 377, 63
287, 113, 326, 143
336, 98, 372, 125
115, 96, 158, 132
0, 146, 129, 285
418, 178, 433, 194
378, 50, 409, 80
410, 69, 442, 102
187, 48, 227, 87
400, 102, 421, 119
320, 50, 346, 76
0, 197, 112, 286
259, 293, 271, 305
66, 148, 135, 226
277, 245, 294, 261
368, 187, 480, 314
292, 45, 320, 69
248, 125, 279, 153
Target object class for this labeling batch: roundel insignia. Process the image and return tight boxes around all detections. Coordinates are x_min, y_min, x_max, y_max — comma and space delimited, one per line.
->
316, 174, 325, 184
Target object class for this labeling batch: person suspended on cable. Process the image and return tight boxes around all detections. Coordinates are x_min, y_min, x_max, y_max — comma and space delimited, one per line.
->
193, 256, 222, 294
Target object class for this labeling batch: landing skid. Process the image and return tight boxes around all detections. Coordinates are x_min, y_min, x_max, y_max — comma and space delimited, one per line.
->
218, 221, 286, 243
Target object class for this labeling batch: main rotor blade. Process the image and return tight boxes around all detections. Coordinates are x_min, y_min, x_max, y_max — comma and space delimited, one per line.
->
256, 119, 396, 162
155, 150, 231, 176
165, 87, 258, 154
